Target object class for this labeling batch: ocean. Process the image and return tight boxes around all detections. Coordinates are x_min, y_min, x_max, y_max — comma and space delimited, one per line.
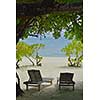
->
21, 36, 71, 57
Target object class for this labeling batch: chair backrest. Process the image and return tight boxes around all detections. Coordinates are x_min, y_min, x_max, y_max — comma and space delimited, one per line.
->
28, 70, 42, 82
60, 73, 74, 82
34, 70, 43, 82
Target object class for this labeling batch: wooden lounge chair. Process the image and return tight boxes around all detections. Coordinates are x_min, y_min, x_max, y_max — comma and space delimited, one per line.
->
58, 73, 75, 90
23, 70, 53, 91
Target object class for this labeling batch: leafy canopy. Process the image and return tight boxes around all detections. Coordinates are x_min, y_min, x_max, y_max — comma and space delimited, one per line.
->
16, 0, 83, 43
16, 42, 45, 61
17, 12, 82, 41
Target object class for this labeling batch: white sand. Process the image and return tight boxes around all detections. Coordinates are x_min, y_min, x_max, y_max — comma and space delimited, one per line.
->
17, 57, 83, 90
17, 57, 83, 100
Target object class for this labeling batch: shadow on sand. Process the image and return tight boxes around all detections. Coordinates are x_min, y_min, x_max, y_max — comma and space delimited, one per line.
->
17, 83, 83, 100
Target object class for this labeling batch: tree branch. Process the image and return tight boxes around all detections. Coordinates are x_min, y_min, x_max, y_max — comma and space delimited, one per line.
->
17, 1, 83, 17
16, 18, 34, 43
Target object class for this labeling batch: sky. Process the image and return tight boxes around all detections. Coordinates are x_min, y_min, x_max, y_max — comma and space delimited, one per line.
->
21, 32, 71, 57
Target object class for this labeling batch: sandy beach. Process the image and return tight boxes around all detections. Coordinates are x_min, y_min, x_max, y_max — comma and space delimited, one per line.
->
17, 57, 83, 100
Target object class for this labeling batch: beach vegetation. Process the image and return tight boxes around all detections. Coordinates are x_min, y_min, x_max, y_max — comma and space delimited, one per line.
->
31, 43, 45, 66
61, 40, 83, 67
16, 12, 82, 43
16, 42, 45, 68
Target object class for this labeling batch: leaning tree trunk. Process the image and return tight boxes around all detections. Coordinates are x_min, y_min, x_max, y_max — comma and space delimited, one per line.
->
16, 60, 20, 69
76, 55, 83, 67
68, 57, 73, 66
36, 58, 41, 66
36, 52, 42, 66
25, 55, 35, 66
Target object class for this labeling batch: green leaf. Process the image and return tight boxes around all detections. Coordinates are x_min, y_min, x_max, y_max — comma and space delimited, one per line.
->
16, 42, 45, 61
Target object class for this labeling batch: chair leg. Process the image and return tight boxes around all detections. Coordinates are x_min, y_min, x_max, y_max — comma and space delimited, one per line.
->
59, 85, 61, 90
38, 84, 41, 91
26, 84, 28, 90
50, 81, 52, 85
73, 85, 74, 91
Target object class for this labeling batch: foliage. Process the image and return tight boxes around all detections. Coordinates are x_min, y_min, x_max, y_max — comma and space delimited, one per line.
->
31, 43, 45, 55
16, 42, 33, 61
35, 52, 43, 66
61, 40, 83, 67
31, 43, 45, 66
16, 42, 45, 66
17, 12, 82, 42
16, 0, 83, 43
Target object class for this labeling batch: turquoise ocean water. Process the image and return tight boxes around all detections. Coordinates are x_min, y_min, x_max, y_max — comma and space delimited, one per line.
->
21, 36, 71, 57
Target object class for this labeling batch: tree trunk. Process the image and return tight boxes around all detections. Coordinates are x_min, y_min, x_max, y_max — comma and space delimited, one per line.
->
76, 55, 83, 67
36, 52, 42, 66
36, 59, 41, 66
17, 1, 82, 17
25, 55, 35, 66
68, 57, 73, 66
16, 60, 20, 68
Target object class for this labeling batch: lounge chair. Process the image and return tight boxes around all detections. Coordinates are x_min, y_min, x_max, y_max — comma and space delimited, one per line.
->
23, 69, 53, 91
57, 72, 75, 90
